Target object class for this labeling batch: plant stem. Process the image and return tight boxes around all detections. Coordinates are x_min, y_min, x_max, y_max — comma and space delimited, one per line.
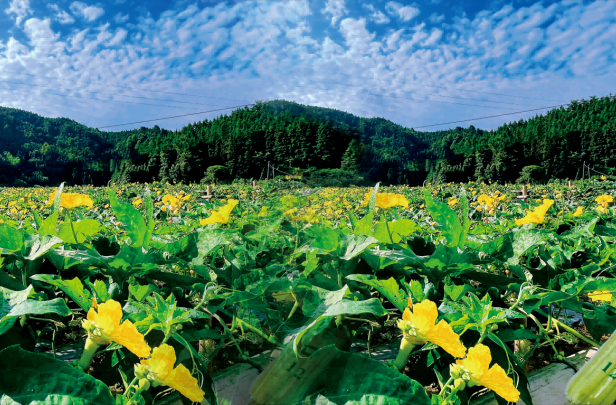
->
78, 338, 100, 371
536, 309, 602, 348
384, 211, 394, 243
68, 210, 79, 243
392, 337, 416, 370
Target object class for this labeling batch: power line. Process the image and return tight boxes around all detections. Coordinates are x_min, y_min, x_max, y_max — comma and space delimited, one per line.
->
0, 69, 252, 103
96, 103, 257, 129
0, 85, 206, 110
411, 104, 569, 129
0, 79, 226, 108
334, 72, 566, 103
289, 83, 518, 110
304, 78, 541, 108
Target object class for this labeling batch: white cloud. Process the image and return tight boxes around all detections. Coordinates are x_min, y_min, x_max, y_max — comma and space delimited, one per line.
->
114, 13, 129, 23
70, 1, 104, 22
107, 28, 127, 47
422, 28, 443, 47
430, 13, 444, 23
48, 5, 76, 25
385, 2, 420, 22
5, 0, 31, 26
0, 0, 615, 133
321, 0, 348, 26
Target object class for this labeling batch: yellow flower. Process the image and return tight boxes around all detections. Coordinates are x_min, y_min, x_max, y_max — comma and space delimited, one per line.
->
82, 300, 151, 358
200, 199, 239, 226
515, 199, 554, 226
596, 195, 613, 207
362, 192, 409, 209
420, 204, 425, 209
556, 193, 562, 199
601, 175, 607, 180
597, 205, 609, 214
257, 206, 268, 217
162, 194, 180, 207
573, 206, 583, 217
397, 299, 466, 358
138, 344, 205, 403
588, 291, 612, 302
46, 191, 94, 209
132, 198, 143, 207
455, 344, 520, 403
448, 198, 459, 207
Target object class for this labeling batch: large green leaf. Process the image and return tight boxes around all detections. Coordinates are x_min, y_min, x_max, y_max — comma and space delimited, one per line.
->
0, 285, 71, 335
346, 274, 407, 312
0, 344, 115, 405
57, 219, 102, 243
30, 275, 92, 312
0, 223, 24, 253
300, 345, 431, 405
108, 188, 147, 247
370, 219, 419, 244
423, 189, 463, 247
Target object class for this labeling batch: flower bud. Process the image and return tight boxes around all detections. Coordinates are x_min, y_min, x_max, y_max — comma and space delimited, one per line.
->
138, 379, 150, 390
134, 364, 148, 379
454, 378, 466, 391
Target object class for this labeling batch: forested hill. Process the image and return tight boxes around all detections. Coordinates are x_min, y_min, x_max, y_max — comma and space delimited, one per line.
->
1, 95, 615, 187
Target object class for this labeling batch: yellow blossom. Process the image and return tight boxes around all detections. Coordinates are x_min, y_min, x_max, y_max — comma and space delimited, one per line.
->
138, 344, 205, 403
79, 300, 151, 370
200, 199, 239, 226
132, 198, 143, 207
257, 206, 268, 217
515, 199, 554, 226
362, 192, 409, 209
46, 191, 94, 209
448, 198, 459, 207
596, 195, 613, 207
588, 291, 612, 302
455, 344, 520, 403
397, 299, 466, 358
573, 206, 583, 217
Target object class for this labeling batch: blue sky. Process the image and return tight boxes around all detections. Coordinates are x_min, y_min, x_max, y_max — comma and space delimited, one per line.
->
0, 0, 614, 133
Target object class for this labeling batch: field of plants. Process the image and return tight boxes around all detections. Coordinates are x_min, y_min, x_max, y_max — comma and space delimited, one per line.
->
1, 178, 615, 405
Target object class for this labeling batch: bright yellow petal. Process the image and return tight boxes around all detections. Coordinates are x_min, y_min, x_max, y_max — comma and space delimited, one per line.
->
402, 307, 412, 322
141, 344, 176, 379
164, 363, 205, 403
425, 320, 467, 358
480, 363, 521, 403
457, 344, 491, 379
110, 320, 151, 358
408, 300, 438, 334
589, 291, 612, 302
89, 300, 123, 331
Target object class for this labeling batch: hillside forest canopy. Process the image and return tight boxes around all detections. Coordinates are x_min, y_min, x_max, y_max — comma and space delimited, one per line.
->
1, 95, 615, 187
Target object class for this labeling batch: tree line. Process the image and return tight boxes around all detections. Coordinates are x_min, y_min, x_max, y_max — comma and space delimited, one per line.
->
0, 95, 614, 186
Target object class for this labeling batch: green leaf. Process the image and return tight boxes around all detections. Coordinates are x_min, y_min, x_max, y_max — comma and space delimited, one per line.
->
459, 187, 470, 249
339, 234, 378, 260
423, 189, 462, 247
0, 344, 115, 405
38, 211, 59, 236
129, 283, 159, 301
494, 327, 538, 342
367, 182, 380, 214
108, 188, 147, 247
444, 284, 473, 301
57, 219, 102, 243
144, 188, 155, 250
89, 279, 111, 302
346, 274, 407, 312
52, 182, 64, 214
0, 223, 24, 253
24, 234, 63, 261
0, 286, 71, 335
371, 219, 419, 244
352, 212, 374, 235
300, 345, 431, 405
30, 275, 92, 312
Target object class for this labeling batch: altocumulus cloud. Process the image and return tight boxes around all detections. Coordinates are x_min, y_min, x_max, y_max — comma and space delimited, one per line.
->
0, 0, 614, 132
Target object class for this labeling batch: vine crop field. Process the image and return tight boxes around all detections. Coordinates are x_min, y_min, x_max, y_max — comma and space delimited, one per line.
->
1, 178, 615, 405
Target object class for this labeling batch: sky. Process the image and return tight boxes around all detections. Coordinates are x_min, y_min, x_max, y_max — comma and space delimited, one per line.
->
0, 0, 615, 133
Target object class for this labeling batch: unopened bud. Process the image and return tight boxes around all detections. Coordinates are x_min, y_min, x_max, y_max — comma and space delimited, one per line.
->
138, 379, 150, 390
454, 378, 466, 391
